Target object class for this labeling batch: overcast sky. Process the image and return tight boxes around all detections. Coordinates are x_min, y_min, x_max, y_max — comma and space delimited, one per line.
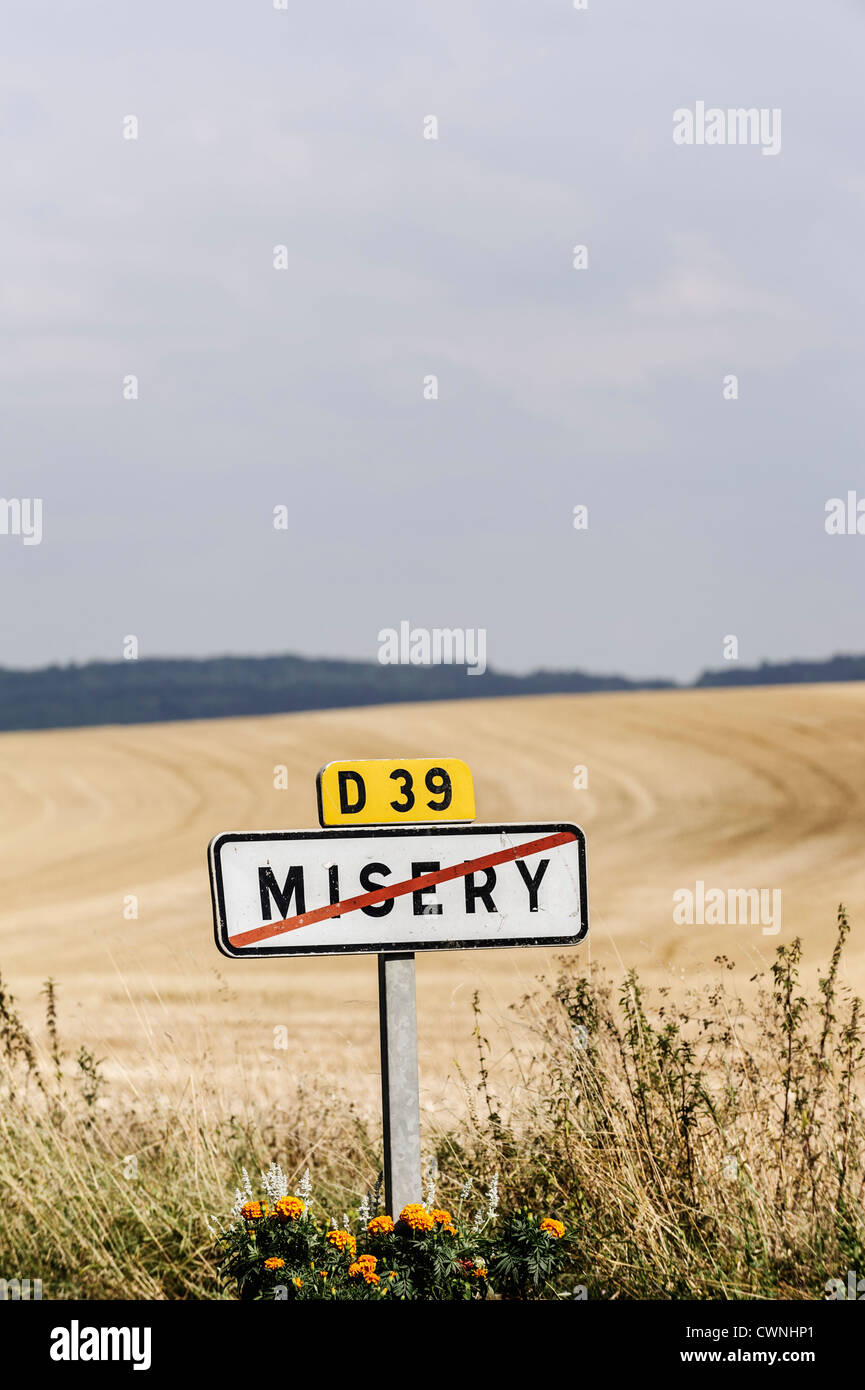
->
2, 0, 863, 681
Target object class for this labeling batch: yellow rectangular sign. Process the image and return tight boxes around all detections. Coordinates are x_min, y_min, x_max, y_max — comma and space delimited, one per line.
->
316, 758, 475, 827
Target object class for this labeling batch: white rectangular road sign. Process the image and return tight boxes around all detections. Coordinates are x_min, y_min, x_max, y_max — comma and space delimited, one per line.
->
209, 822, 588, 958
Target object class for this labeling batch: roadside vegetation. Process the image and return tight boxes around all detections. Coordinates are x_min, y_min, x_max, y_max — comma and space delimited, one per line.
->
0, 909, 862, 1299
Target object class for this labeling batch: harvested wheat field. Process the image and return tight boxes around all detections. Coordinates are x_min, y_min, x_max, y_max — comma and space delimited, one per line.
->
1, 683, 864, 1118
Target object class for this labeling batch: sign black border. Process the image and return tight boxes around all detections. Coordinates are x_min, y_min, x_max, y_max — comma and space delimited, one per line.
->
208, 821, 588, 959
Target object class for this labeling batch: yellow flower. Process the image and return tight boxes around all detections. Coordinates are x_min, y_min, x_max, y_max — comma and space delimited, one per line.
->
326, 1229, 357, 1256
399, 1203, 434, 1232
367, 1214, 395, 1236
294, 1277, 303, 1288
271, 1195, 305, 1223
264, 1257, 285, 1270
473, 1266, 488, 1279
540, 1218, 565, 1239
240, 1201, 265, 1221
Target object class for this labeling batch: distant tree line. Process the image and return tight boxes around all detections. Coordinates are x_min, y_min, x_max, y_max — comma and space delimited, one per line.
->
0, 651, 858, 733
693, 654, 865, 687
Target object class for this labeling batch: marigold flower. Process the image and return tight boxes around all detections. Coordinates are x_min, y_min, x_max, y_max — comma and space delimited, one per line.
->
399, 1203, 434, 1232
430, 1209, 457, 1236
430, 1208, 454, 1228
364, 1271, 380, 1285
293, 1277, 303, 1288
271, 1195, 305, 1223
367, 1214, 395, 1236
240, 1201, 265, 1221
473, 1266, 488, 1279
540, 1218, 565, 1239
326, 1229, 357, 1256
264, 1257, 285, 1270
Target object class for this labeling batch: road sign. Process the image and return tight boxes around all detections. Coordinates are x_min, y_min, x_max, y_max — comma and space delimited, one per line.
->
316, 757, 475, 827
209, 821, 587, 958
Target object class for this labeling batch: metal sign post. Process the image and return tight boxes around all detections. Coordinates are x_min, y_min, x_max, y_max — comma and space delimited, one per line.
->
207, 757, 589, 1224
377, 952, 422, 1215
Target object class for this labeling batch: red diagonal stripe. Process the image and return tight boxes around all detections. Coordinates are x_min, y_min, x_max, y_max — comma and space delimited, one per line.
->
229, 830, 576, 947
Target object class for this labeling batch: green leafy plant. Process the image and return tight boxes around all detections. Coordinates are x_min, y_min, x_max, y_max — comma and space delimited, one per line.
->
217, 1171, 569, 1301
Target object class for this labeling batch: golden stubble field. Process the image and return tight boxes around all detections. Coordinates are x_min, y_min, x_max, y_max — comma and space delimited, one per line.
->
1, 683, 864, 1121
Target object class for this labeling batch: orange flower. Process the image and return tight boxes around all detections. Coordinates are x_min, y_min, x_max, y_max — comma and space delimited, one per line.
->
367, 1214, 395, 1236
429, 1208, 457, 1236
540, 1218, 565, 1239
326, 1229, 357, 1256
430, 1208, 456, 1233
473, 1266, 488, 1279
240, 1201, 265, 1221
293, 1277, 303, 1288
348, 1256, 379, 1284
264, 1257, 285, 1270
271, 1195, 305, 1223
399, 1203, 434, 1232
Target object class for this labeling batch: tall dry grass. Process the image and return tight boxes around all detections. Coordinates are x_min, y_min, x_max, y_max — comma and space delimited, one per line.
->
0, 908, 863, 1299
435, 907, 865, 1298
